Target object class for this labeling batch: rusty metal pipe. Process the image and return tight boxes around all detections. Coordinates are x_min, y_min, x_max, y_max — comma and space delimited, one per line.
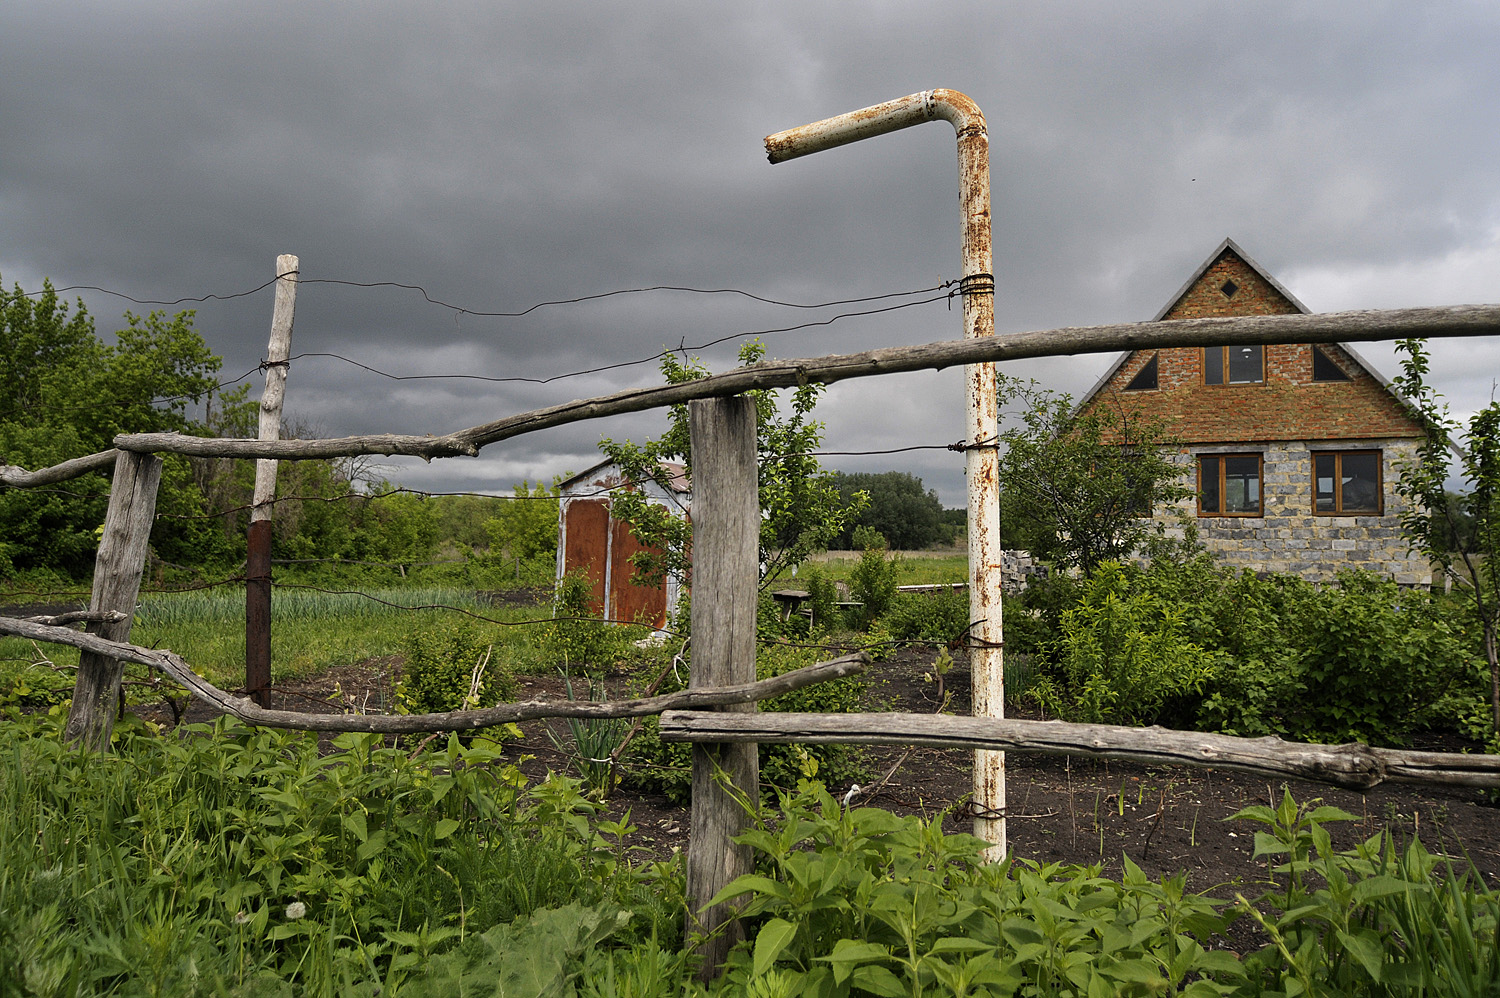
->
766, 90, 1005, 858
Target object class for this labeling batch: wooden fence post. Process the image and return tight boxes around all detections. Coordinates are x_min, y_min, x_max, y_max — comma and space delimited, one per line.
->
63, 450, 163, 750
685, 396, 759, 979
247, 253, 297, 706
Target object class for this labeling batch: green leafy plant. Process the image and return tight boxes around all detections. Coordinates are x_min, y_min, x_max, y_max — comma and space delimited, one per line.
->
1231, 787, 1500, 995
546, 671, 631, 799
849, 537, 902, 627
1393, 337, 1500, 736
1028, 562, 1217, 727
397, 618, 516, 715
544, 570, 646, 673
711, 781, 1244, 997
885, 586, 971, 645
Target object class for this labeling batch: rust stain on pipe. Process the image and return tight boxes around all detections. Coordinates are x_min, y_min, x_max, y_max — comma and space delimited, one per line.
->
768, 89, 1006, 858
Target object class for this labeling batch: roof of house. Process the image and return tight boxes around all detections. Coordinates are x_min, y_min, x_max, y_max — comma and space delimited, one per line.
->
1077, 237, 1406, 411
556, 458, 690, 495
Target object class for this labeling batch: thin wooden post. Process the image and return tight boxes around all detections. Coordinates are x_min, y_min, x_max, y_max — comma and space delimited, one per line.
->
685, 396, 759, 979
246, 254, 297, 706
64, 450, 163, 750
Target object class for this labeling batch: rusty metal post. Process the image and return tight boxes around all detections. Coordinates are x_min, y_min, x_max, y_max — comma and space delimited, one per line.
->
767, 90, 1005, 856
246, 254, 297, 706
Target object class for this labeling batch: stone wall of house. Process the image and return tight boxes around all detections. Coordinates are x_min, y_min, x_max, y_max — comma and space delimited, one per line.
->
1151, 439, 1430, 585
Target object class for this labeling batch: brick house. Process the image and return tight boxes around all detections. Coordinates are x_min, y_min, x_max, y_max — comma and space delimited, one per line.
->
1076, 238, 1431, 584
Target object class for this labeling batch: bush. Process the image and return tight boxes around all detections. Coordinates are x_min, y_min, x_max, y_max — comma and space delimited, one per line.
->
1027, 563, 1217, 727
884, 586, 970, 645
397, 618, 516, 714
849, 542, 901, 626
543, 571, 647, 673
1199, 570, 1473, 744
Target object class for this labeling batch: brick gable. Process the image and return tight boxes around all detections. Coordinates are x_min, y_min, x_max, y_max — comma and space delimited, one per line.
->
1091, 243, 1426, 444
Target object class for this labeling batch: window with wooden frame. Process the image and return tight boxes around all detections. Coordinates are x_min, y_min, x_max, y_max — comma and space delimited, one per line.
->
1203, 345, 1264, 385
1313, 450, 1381, 514
1198, 454, 1262, 516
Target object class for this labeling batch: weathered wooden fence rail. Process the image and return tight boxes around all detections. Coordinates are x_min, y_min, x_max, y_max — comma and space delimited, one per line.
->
657, 710, 1500, 792
6, 302, 1500, 484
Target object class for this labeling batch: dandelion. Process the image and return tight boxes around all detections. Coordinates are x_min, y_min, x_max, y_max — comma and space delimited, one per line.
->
285, 901, 306, 920
234, 911, 251, 925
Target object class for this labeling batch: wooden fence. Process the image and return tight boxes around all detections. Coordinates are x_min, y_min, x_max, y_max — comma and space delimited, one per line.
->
6, 300, 1500, 972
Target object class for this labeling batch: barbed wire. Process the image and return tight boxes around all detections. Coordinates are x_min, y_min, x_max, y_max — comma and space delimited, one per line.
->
1, 276, 966, 425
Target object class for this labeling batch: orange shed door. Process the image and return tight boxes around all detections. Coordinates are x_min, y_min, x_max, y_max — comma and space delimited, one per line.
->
561, 499, 609, 616
610, 517, 668, 628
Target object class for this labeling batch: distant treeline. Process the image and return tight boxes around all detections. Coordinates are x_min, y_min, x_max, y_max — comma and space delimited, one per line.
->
826, 471, 961, 550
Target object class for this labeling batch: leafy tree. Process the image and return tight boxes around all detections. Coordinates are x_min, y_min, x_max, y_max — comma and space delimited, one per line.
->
482, 479, 561, 562
599, 341, 863, 591
1391, 338, 1500, 734
467, 479, 561, 586
0, 280, 223, 576
997, 378, 1191, 577
829, 471, 954, 550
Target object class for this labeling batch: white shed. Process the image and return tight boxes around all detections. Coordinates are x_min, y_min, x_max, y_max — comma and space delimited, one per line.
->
555, 459, 689, 629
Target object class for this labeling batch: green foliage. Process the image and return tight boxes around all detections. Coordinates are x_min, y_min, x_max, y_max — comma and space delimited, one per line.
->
848, 539, 902, 626
713, 781, 1244, 997
545, 671, 631, 799
1231, 788, 1500, 995
1393, 337, 1500, 734
0, 280, 223, 576
0, 713, 683, 995
544, 570, 648, 673
1027, 563, 1217, 727
885, 586, 971, 645
599, 341, 863, 589
828, 471, 955, 550
470, 478, 561, 587
397, 618, 516, 714
624, 644, 869, 803
399, 902, 632, 997
998, 378, 1192, 576
1013, 559, 1480, 745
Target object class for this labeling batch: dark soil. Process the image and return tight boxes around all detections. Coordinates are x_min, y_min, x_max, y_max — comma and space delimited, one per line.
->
111, 639, 1500, 903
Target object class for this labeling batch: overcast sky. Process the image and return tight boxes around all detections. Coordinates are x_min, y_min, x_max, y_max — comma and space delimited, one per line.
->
4, 2, 1498, 506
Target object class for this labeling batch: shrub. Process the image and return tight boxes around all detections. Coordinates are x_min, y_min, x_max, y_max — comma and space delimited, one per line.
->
1027, 562, 1218, 727
884, 586, 970, 645
398, 618, 516, 714
849, 542, 901, 626
1200, 571, 1473, 744
543, 570, 647, 673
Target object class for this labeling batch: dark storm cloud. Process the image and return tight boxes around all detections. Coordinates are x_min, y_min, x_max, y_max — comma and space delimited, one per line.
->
3, 2, 1498, 504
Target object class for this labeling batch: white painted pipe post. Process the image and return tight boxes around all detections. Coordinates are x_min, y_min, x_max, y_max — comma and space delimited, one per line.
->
766, 90, 1005, 856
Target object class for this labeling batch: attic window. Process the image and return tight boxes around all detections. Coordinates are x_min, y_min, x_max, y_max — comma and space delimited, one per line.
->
1220, 279, 1239, 298
1311, 345, 1352, 382
1123, 353, 1159, 391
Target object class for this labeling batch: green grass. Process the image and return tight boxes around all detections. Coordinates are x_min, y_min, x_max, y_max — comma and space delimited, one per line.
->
796, 552, 968, 587
2, 585, 564, 704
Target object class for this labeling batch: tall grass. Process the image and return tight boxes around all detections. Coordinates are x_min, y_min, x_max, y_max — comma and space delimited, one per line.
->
128, 587, 558, 689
